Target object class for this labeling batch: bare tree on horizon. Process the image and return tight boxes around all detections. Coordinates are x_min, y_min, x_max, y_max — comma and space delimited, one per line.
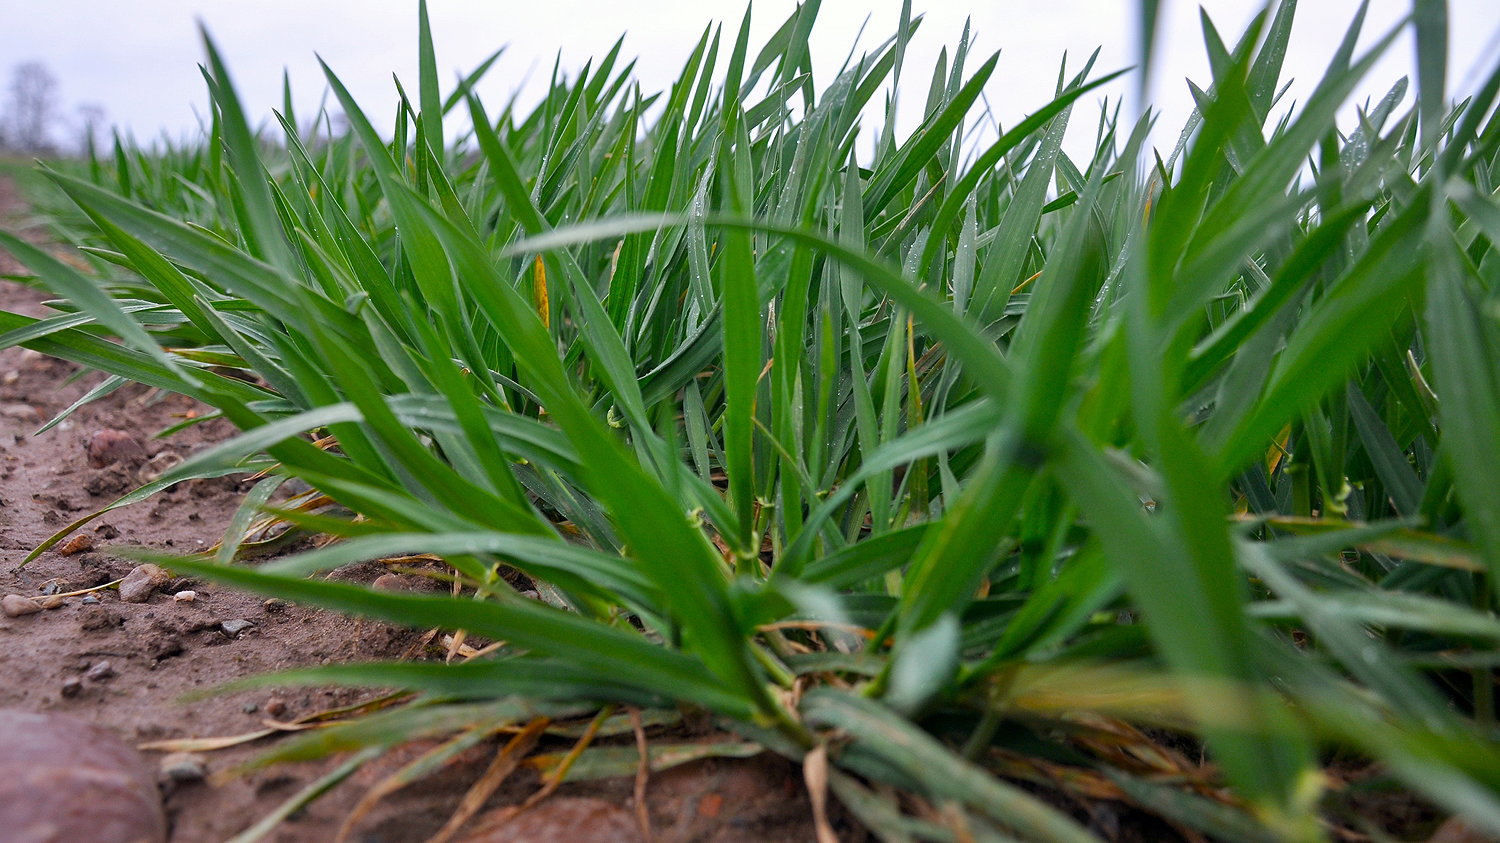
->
3, 61, 60, 154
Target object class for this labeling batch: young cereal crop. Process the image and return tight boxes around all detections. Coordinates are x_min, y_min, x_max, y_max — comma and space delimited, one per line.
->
3, 0, 1499, 839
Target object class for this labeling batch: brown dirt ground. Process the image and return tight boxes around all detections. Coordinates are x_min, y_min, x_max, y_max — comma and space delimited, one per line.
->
0, 171, 841, 843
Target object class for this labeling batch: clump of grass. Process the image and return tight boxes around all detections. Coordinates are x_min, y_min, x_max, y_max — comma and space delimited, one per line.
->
3, 0, 1500, 839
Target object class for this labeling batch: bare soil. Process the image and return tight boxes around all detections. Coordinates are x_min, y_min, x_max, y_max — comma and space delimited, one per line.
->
0, 172, 834, 842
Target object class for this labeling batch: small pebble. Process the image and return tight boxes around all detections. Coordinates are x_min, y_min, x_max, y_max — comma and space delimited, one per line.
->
85, 428, 146, 468
0, 709, 167, 840
220, 619, 255, 637
172, 590, 197, 602
1, 594, 42, 618
85, 661, 115, 682
371, 573, 410, 591
263, 697, 287, 718
262, 598, 288, 614
81, 595, 99, 605
59, 677, 83, 698
159, 752, 206, 783
241, 702, 258, 714
57, 533, 94, 555
118, 564, 171, 603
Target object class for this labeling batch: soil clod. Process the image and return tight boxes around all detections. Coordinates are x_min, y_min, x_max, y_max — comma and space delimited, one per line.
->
79, 605, 124, 632
143, 632, 184, 661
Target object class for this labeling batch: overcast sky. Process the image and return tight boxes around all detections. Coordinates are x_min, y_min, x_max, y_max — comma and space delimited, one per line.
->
3, 1, 1497, 156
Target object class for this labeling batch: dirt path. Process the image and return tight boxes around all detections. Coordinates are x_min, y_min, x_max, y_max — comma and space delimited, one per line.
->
0, 171, 830, 842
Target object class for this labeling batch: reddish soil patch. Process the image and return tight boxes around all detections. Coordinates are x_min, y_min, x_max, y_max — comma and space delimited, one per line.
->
0, 171, 833, 842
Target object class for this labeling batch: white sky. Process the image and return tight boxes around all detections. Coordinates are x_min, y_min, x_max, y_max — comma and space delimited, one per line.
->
3, 1, 1497, 157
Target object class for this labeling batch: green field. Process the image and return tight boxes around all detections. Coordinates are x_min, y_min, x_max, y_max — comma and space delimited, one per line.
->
3, 1, 1499, 839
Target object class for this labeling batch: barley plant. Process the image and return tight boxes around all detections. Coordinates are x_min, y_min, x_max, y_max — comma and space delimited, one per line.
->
3, 0, 1499, 839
